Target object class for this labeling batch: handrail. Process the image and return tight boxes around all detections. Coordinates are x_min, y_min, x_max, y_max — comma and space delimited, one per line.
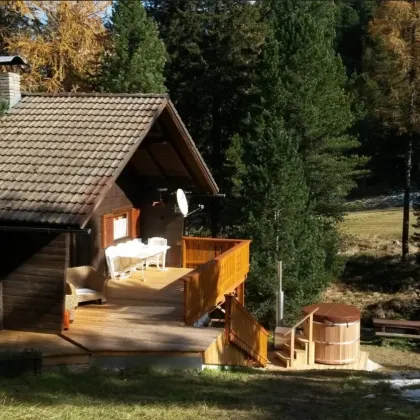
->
182, 239, 251, 325
225, 295, 269, 367
284, 308, 319, 335
183, 236, 245, 242
182, 236, 243, 269
283, 308, 318, 368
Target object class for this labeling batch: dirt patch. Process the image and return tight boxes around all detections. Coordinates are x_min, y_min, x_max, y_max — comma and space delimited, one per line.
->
324, 283, 419, 325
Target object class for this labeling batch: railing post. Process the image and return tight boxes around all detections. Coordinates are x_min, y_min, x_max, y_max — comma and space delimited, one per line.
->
236, 282, 245, 306
225, 295, 231, 346
183, 279, 189, 324
290, 328, 295, 368
182, 238, 187, 268
308, 313, 315, 365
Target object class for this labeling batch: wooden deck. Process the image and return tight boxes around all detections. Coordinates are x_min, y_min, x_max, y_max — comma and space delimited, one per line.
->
62, 267, 223, 353
0, 330, 89, 366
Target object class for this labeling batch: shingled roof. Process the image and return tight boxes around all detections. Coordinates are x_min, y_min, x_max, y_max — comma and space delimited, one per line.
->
0, 93, 218, 227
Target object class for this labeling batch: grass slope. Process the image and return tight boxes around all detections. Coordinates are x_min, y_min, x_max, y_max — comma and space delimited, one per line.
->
330, 207, 420, 371
0, 369, 419, 420
343, 208, 411, 241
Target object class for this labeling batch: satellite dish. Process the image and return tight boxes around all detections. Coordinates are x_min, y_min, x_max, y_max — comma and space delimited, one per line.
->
176, 189, 189, 217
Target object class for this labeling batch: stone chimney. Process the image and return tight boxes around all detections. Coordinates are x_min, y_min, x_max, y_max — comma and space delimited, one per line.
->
0, 72, 21, 109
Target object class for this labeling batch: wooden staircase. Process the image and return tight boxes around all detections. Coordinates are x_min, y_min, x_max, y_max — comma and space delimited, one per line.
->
180, 237, 269, 368
274, 308, 318, 369
224, 295, 269, 367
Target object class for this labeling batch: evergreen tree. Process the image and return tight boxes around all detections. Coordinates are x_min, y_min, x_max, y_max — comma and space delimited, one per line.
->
146, 0, 267, 234
101, 0, 166, 93
335, 0, 377, 76
227, 29, 337, 325
272, 0, 366, 220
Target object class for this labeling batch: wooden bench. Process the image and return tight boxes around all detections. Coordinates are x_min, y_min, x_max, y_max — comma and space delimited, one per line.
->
373, 318, 420, 339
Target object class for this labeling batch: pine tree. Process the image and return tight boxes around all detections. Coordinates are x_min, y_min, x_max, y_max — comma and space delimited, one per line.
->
335, 0, 377, 76
271, 0, 366, 220
101, 0, 166, 93
227, 29, 335, 325
146, 0, 267, 234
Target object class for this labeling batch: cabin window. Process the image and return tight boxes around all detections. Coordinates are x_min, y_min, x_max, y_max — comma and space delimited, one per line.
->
113, 213, 128, 240
102, 207, 141, 248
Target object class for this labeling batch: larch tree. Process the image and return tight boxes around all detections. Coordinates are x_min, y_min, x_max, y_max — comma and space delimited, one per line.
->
100, 0, 166, 94
4, 0, 110, 92
0, 1, 27, 56
365, 0, 420, 262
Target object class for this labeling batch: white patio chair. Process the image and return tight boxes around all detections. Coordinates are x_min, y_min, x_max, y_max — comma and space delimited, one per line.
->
105, 245, 131, 281
146, 237, 168, 270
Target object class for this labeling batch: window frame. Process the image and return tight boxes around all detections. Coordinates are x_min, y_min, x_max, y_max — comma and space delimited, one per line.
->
102, 206, 141, 249
112, 212, 129, 241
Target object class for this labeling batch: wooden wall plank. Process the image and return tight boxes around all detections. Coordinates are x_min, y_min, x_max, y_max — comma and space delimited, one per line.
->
0, 232, 67, 333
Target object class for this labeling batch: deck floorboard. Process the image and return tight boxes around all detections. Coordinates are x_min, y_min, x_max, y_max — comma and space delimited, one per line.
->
62, 267, 222, 353
0, 330, 87, 358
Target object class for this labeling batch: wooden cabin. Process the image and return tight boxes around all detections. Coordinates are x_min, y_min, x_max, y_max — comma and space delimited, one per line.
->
0, 71, 268, 370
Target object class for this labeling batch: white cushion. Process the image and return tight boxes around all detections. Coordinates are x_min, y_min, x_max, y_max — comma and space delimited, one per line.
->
76, 288, 97, 295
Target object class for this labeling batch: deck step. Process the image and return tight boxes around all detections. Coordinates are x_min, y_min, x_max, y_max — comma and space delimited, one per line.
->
276, 342, 309, 367
279, 342, 304, 352
275, 350, 291, 368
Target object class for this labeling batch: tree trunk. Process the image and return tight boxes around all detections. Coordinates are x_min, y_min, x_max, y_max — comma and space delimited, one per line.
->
402, 135, 412, 262
402, 14, 416, 263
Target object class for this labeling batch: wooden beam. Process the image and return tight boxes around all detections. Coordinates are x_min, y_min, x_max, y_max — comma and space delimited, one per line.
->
145, 148, 171, 182
159, 110, 204, 187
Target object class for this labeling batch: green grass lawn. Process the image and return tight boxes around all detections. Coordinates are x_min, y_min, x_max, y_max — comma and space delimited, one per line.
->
0, 369, 419, 420
342, 208, 415, 242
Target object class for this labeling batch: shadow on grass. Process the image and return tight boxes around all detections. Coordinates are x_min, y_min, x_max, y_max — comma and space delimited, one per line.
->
340, 255, 420, 324
0, 368, 418, 419
341, 254, 420, 294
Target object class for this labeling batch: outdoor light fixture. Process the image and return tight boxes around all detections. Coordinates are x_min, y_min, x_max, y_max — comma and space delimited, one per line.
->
152, 187, 168, 206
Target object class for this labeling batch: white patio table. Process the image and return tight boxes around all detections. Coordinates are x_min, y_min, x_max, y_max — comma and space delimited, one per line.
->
118, 244, 170, 282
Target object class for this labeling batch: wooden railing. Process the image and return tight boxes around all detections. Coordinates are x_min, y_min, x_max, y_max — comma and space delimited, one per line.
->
182, 237, 241, 269
225, 295, 269, 367
284, 308, 318, 368
182, 238, 251, 325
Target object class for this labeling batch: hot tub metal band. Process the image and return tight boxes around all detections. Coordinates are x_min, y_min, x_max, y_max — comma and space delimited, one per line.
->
313, 337, 360, 345
315, 356, 360, 365
313, 320, 360, 327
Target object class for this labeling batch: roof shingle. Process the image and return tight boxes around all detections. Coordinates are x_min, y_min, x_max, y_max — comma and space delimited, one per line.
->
0, 93, 167, 226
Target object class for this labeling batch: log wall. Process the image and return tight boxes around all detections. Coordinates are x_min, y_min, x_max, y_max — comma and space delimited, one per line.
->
0, 232, 69, 333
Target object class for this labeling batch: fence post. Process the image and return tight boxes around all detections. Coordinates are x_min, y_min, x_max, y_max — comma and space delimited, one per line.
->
308, 313, 315, 365
182, 238, 187, 268
224, 295, 231, 346
290, 328, 295, 368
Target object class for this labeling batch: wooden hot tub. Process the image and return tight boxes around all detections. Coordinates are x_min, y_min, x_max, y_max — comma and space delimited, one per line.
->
303, 303, 361, 365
